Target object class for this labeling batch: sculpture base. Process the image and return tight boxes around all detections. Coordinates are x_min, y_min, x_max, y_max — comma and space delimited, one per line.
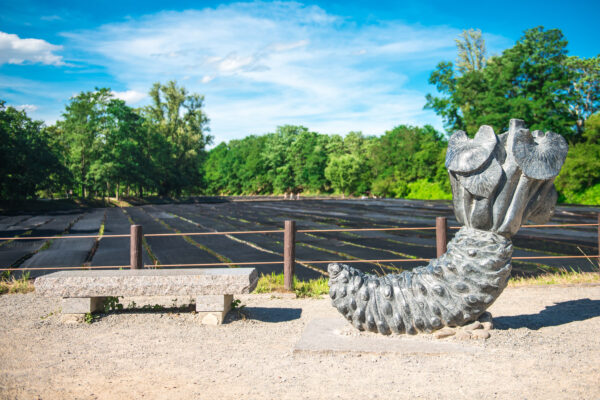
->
294, 318, 483, 354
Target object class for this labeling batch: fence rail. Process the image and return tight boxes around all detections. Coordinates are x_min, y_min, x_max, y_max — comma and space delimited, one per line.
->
1, 214, 599, 290
2, 223, 598, 241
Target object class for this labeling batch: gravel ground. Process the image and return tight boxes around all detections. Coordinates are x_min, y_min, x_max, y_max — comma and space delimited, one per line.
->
0, 284, 599, 400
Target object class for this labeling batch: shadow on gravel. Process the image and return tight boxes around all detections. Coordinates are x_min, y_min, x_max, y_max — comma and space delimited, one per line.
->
493, 298, 600, 330
87, 305, 302, 324
89, 305, 196, 321
242, 307, 302, 323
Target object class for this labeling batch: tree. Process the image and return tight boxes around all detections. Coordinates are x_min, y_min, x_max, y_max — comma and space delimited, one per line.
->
0, 101, 67, 201
582, 112, 600, 144
555, 113, 600, 203
368, 125, 446, 197
425, 61, 464, 132
88, 99, 147, 199
262, 125, 306, 194
455, 29, 486, 75
566, 55, 600, 135
143, 81, 212, 195
324, 154, 364, 196
289, 130, 330, 193
59, 88, 113, 197
42, 124, 72, 197
426, 27, 579, 139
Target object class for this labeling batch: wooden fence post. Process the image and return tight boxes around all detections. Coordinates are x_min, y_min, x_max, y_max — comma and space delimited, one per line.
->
597, 213, 600, 270
284, 220, 296, 290
130, 225, 143, 269
436, 217, 447, 258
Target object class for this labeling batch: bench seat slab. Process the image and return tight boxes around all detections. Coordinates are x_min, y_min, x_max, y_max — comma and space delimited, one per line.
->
35, 268, 258, 297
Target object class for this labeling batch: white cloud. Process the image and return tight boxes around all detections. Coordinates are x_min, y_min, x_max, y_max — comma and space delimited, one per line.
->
209, 52, 268, 73
61, 1, 501, 140
270, 40, 309, 52
40, 15, 62, 22
14, 104, 38, 112
110, 90, 147, 104
0, 31, 64, 65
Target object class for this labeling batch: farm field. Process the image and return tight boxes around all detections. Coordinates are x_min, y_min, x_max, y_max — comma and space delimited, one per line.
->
0, 198, 598, 279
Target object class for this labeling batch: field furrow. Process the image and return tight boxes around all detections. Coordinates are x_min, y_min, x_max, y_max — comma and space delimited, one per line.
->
1, 199, 597, 278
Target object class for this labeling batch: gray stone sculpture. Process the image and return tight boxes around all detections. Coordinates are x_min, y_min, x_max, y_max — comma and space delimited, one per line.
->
327, 119, 568, 334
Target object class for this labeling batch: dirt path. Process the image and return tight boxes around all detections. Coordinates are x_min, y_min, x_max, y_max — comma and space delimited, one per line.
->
1, 285, 599, 399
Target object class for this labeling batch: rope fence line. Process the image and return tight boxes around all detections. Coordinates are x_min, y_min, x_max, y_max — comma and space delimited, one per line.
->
145, 229, 284, 237
296, 227, 437, 233
1, 254, 597, 272
0, 234, 130, 240
1, 222, 598, 241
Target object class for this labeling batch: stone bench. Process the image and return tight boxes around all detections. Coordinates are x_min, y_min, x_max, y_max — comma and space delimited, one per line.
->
34, 268, 258, 325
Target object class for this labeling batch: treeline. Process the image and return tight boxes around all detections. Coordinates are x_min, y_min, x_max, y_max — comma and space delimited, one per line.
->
1, 82, 212, 202
1, 26, 599, 204
204, 125, 450, 198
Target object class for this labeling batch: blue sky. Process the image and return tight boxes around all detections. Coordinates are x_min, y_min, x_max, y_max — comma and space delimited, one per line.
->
1, 0, 598, 144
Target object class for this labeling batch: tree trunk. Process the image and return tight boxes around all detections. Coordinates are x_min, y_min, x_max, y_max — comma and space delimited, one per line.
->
116, 182, 120, 201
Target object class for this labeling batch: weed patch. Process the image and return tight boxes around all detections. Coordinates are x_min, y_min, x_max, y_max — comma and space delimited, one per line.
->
230, 298, 248, 320
103, 296, 124, 312
254, 272, 329, 298
509, 269, 600, 287
0, 271, 34, 295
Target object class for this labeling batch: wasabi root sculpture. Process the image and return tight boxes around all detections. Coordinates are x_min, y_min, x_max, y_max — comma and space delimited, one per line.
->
328, 119, 568, 335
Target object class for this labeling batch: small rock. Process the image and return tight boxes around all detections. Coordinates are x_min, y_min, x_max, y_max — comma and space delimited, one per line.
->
481, 321, 494, 330
478, 312, 493, 323
462, 321, 482, 331
455, 330, 472, 340
472, 330, 491, 340
61, 314, 84, 324
433, 328, 455, 339
201, 314, 220, 325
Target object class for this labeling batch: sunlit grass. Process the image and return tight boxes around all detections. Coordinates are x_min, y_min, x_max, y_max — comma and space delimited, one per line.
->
0, 271, 34, 295
509, 270, 600, 287
256, 268, 599, 297
107, 197, 133, 207
254, 272, 329, 298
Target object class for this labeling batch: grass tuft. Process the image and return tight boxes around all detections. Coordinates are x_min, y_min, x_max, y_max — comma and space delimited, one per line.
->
509, 270, 600, 287
0, 271, 34, 295
254, 272, 329, 298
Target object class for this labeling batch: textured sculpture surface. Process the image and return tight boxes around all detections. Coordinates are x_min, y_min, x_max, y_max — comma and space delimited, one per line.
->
328, 119, 568, 334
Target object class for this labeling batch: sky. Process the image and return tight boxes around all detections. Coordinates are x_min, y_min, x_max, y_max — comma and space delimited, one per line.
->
1, 0, 599, 144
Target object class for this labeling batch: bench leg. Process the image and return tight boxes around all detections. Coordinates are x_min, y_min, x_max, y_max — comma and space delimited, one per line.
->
62, 297, 108, 314
196, 294, 233, 325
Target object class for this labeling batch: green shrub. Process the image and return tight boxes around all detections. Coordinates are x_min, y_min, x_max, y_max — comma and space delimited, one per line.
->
405, 179, 452, 200
559, 183, 600, 205
254, 272, 329, 298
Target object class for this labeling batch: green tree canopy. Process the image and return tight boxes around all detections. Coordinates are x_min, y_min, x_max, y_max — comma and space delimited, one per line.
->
566, 55, 600, 134
0, 101, 67, 201
426, 27, 593, 140
143, 81, 212, 195
324, 154, 364, 196
368, 125, 447, 197
455, 29, 486, 75
59, 88, 113, 197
